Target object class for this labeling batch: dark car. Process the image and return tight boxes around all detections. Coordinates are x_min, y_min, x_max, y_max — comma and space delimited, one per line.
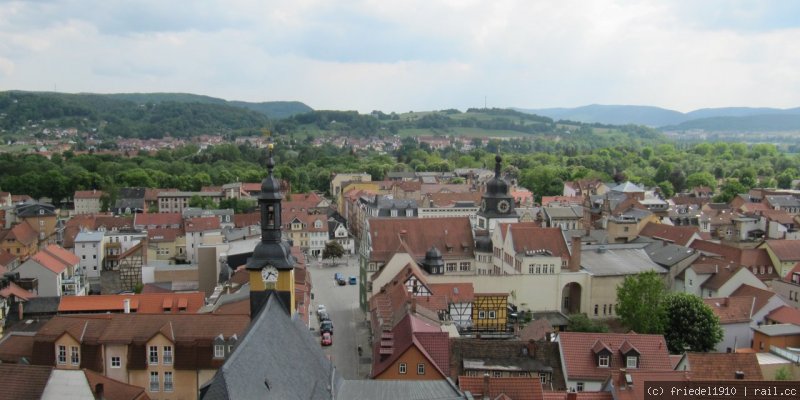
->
318, 310, 330, 322
348, 276, 357, 285
320, 320, 333, 334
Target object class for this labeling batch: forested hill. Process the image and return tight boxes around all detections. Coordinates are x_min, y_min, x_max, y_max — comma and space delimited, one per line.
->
0, 91, 310, 139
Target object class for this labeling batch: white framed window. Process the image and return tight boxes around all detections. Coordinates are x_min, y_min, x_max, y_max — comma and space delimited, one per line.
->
149, 371, 159, 392
163, 346, 173, 365
214, 344, 225, 358
417, 363, 425, 375
478, 310, 486, 319
71, 346, 80, 365
627, 356, 638, 368
111, 356, 121, 368
488, 310, 497, 319
164, 371, 174, 392
149, 346, 158, 365
399, 363, 407, 374
57, 345, 66, 365
459, 262, 470, 271
599, 354, 609, 367
539, 373, 548, 383
577, 382, 584, 392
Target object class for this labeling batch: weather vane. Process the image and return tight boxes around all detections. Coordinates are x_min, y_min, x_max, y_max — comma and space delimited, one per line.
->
261, 128, 274, 151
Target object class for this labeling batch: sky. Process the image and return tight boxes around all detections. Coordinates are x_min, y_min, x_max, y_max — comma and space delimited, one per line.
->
1, 0, 799, 113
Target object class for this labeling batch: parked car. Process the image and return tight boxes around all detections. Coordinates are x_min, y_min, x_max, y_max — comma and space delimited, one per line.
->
318, 310, 330, 322
334, 272, 346, 285
321, 332, 333, 346
317, 304, 326, 314
348, 276, 357, 285
320, 320, 334, 334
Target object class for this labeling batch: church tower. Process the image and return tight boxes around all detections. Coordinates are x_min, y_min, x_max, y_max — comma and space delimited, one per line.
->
476, 153, 519, 233
246, 139, 296, 317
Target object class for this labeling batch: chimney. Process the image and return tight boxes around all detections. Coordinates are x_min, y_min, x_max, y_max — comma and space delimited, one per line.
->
618, 368, 628, 389
482, 373, 490, 400
566, 392, 577, 400
569, 236, 581, 272
94, 383, 104, 400
410, 297, 417, 314
735, 371, 745, 379
18, 301, 23, 321
123, 298, 131, 314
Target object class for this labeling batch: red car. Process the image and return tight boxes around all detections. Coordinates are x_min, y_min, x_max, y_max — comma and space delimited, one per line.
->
321, 332, 333, 346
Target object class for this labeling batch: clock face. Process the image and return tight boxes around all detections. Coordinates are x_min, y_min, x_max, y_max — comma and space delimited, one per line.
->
261, 265, 278, 283
497, 199, 511, 213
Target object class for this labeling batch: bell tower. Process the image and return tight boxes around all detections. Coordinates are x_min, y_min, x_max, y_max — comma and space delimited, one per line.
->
476, 153, 518, 233
246, 136, 296, 317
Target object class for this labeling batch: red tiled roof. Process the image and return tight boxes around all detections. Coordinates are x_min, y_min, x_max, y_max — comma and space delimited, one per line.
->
542, 392, 613, 400
639, 222, 700, 246
510, 225, 570, 258
0, 248, 17, 267
144, 188, 177, 201
519, 318, 554, 342
213, 298, 251, 315
683, 352, 764, 380
74, 190, 104, 199
84, 369, 150, 400
146, 228, 181, 243
0, 333, 35, 362
730, 284, 777, 314
185, 216, 221, 232
766, 305, 800, 325
370, 313, 449, 378
785, 262, 800, 281
541, 195, 583, 206
0, 364, 52, 400
0, 281, 37, 301
42, 244, 80, 266
429, 282, 474, 303
424, 191, 482, 208
234, 212, 260, 228
459, 376, 543, 400
31, 250, 70, 274
7, 221, 37, 246
758, 209, 796, 225
135, 212, 182, 227
368, 217, 474, 263
703, 296, 754, 324
765, 239, 800, 261
558, 332, 671, 381
58, 292, 205, 314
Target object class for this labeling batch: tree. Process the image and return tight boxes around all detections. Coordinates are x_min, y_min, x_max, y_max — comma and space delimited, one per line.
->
189, 195, 216, 210
686, 172, 716, 190
322, 241, 345, 265
774, 366, 792, 381
616, 271, 668, 334
566, 313, 608, 333
663, 293, 723, 353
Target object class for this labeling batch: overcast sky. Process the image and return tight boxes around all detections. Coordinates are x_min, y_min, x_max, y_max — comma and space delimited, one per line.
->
1, 0, 799, 113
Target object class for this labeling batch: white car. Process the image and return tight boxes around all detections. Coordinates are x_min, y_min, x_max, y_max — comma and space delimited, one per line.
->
317, 304, 326, 314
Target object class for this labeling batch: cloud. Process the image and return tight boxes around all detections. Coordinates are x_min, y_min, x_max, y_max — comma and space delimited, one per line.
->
0, 0, 798, 112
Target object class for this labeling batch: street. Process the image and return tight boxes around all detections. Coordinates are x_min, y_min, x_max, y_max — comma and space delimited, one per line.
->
307, 254, 371, 379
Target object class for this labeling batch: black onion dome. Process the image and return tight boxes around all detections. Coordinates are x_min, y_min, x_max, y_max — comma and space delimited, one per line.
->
475, 235, 492, 252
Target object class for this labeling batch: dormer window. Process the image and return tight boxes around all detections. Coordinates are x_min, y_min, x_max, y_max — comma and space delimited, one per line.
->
626, 355, 638, 368
598, 354, 610, 367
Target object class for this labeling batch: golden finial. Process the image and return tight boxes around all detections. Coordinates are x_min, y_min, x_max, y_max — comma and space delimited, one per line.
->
261, 128, 274, 150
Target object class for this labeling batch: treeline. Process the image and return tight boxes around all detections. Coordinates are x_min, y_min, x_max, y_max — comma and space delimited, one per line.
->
2, 135, 798, 207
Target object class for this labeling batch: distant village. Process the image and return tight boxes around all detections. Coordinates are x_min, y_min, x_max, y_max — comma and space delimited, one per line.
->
1, 148, 800, 399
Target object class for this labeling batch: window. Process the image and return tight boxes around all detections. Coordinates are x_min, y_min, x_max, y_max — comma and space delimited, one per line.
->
399, 363, 407, 374
446, 263, 456, 272
627, 356, 638, 368
71, 346, 80, 365
488, 310, 496, 319
577, 382, 584, 392
149, 346, 158, 365
594, 305, 598, 316
164, 371, 174, 392
417, 363, 425, 375
493, 371, 502, 377
478, 310, 486, 319
459, 262, 470, 271
57, 345, 66, 364
149, 371, 159, 392
539, 373, 549, 384
163, 346, 173, 365
598, 354, 610, 367
405, 209, 413, 217
214, 344, 225, 358
111, 356, 121, 368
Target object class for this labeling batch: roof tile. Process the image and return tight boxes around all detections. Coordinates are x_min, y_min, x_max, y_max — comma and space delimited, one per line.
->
558, 332, 671, 381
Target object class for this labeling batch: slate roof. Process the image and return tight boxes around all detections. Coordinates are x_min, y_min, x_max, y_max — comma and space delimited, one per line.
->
0, 364, 53, 400
558, 332, 671, 381
199, 294, 339, 400
681, 352, 764, 380
638, 222, 699, 246
753, 323, 800, 336
74, 190, 104, 199
58, 292, 205, 314
579, 245, 667, 276
702, 296, 754, 324
367, 217, 474, 263
644, 241, 696, 268
459, 376, 543, 400
335, 380, 464, 400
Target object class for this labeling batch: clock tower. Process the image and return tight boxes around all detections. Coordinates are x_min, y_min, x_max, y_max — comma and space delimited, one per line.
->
246, 138, 296, 317
476, 153, 519, 233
